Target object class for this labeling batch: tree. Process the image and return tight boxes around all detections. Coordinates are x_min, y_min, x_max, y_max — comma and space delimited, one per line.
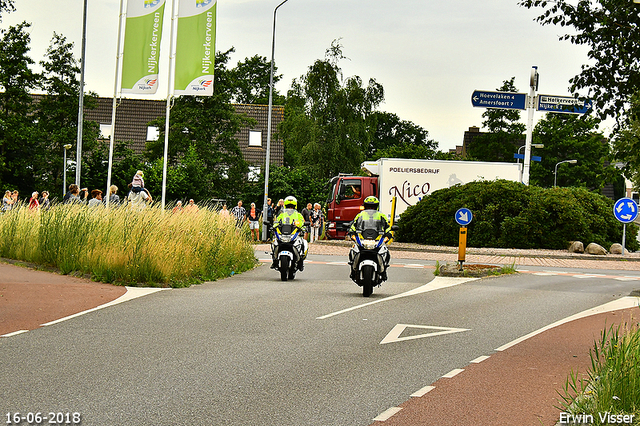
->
466, 78, 525, 162
146, 48, 251, 201
280, 40, 384, 179
529, 113, 618, 190
0, 22, 38, 193
231, 54, 284, 105
519, 0, 640, 124
612, 92, 640, 190
367, 111, 438, 160
0, 0, 15, 20
35, 32, 99, 196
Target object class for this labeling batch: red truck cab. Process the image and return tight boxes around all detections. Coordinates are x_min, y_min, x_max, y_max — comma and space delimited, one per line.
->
325, 175, 378, 239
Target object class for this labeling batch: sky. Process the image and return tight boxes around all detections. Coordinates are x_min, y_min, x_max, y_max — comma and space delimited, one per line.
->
2, 0, 598, 152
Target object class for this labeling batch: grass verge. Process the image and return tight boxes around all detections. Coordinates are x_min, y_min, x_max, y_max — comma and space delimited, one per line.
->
559, 319, 640, 425
0, 203, 256, 287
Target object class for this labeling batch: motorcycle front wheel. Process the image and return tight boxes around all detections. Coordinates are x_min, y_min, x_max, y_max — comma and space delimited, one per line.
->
362, 265, 374, 297
280, 257, 290, 281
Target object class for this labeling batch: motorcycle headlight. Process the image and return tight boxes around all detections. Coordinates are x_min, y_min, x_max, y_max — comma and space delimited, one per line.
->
279, 234, 293, 243
363, 240, 378, 250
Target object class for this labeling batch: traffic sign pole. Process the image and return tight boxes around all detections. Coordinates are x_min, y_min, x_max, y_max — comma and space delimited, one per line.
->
522, 66, 538, 186
613, 198, 639, 255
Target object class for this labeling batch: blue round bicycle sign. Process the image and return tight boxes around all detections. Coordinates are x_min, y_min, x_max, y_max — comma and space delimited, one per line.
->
455, 208, 473, 226
613, 198, 639, 224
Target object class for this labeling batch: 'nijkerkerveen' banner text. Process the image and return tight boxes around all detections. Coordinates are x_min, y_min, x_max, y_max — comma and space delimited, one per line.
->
174, 0, 216, 96
121, 0, 166, 94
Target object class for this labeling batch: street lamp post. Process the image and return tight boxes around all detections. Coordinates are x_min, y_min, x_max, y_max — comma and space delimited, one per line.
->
554, 159, 578, 187
518, 143, 543, 183
261, 0, 289, 242
63, 144, 72, 196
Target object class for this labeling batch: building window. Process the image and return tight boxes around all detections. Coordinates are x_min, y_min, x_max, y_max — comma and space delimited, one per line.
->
248, 166, 261, 182
249, 130, 262, 147
147, 126, 160, 141
100, 123, 112, 139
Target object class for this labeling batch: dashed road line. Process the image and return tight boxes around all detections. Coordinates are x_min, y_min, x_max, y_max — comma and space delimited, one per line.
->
442, 368, 465, 378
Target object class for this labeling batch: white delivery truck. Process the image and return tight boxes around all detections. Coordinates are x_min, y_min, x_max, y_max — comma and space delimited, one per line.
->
325, 158, 522, 239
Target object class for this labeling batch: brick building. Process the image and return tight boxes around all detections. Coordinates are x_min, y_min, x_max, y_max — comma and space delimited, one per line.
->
84, 97, 285, 176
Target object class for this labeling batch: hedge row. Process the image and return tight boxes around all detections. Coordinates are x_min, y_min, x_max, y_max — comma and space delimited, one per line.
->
396, 180, 639, 251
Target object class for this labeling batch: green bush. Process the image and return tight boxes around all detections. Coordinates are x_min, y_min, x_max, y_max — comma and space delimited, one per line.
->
396, 180, 639, 251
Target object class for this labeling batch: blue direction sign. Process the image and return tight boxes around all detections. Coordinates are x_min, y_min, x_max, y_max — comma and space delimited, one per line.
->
613, 198, 639, 224
455, 208, 473, 226
472, 90, 527, 110
513, 153, 541, 162
536, 95, 592, 114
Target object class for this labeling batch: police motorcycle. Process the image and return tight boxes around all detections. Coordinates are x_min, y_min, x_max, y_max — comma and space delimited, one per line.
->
270, 201, 309, 281
271, 221, 309, 281
348, 213, 398, 297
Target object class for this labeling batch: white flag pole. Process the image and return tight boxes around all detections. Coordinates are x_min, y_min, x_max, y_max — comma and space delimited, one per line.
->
105, 0, 126, 208
161, 0, 178, 210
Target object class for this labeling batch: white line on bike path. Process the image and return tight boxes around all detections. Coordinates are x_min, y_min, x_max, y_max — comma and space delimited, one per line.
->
40, 287, 168, 327
316, 276, 477, 320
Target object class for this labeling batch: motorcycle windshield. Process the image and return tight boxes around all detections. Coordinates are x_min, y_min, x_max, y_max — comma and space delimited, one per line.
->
354, 216, 383, 239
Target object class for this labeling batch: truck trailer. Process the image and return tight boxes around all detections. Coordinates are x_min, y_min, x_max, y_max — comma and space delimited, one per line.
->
325, 158, 522, 239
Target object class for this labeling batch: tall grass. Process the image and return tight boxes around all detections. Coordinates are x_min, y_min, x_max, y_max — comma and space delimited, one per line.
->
559, 319, 640, 424
0, 203, 256, 287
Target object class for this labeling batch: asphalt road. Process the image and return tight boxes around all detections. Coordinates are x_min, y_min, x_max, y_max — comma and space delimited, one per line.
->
1, 251, 639, 426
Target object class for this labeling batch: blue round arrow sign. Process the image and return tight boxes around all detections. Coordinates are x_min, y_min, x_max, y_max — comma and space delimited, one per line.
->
613, 198, 639, 224
455, 208, 473, 226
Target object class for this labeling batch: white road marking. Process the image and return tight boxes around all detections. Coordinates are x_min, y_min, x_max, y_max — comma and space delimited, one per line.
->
410, 385, 435, 397
373, 407, 402, 422
316, 276, 477, 320
495, 296, 640, 352
40, 287, 168, 327
380, 324, 470, 345
442, 368, 464, 378
470, 355, 491, 364
1, 330, 29, 338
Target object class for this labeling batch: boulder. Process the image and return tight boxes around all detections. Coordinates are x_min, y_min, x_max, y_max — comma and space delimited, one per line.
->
568, 241, 584, 253
610, 243, 625, 255
585, 242, 607, 255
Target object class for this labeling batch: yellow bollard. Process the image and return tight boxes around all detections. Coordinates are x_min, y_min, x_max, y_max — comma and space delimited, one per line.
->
458, 226, 467, 270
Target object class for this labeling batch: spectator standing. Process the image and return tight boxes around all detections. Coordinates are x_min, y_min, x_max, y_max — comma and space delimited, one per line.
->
172, 200, 183, 213
11, 190, 19, 206
2, 190, 14, 212
230, 200, 246, 227
265, 198, 275, 241
39, 191, 51, 210
128, 187, 151, 209
28, 192, 40, 211
301, 202, 312, 241
245, 202, 262, 241
87, 190, 103, 208
65, 185, 87, 204
185, 199, 199, 213
274, 198, 284, 217
310, 203, 324, 243
108, 185, 120, 206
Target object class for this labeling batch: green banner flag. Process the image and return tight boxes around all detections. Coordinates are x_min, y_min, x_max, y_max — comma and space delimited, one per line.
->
121, 0, 166, 94
174, 0, 216, 96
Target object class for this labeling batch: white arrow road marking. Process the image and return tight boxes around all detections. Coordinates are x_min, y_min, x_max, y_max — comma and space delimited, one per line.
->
316, 276, 477, 320
380, 324, 470, 344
